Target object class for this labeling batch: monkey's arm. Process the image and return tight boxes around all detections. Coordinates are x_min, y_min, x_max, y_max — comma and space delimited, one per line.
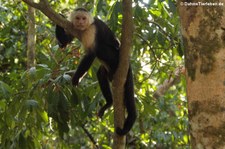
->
55, 25, 74, 48
72, 52, 96, 86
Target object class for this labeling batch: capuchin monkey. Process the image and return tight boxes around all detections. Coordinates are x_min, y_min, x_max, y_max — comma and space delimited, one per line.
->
55, 8, 136, 136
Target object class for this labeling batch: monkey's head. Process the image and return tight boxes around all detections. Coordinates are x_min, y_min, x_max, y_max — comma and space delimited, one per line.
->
70, 8, 94, 31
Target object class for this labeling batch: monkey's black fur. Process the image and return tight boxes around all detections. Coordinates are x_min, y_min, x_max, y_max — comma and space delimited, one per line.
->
55, 14, 73, 48
55, 16, 136, 136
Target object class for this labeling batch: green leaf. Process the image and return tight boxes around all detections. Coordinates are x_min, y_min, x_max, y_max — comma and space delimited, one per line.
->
71, 88, 80, 105
0, 81, 12, 98
63, 74, 71, 82
25, 99, 39, 110
37, 110, 48, 123
28, 67, 36, 78
19, 132, 26, 149
168, 0, 177, 14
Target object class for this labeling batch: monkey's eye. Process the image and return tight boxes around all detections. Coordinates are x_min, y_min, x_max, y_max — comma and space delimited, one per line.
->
82, 17, 87, 20
75, 16, 81, 20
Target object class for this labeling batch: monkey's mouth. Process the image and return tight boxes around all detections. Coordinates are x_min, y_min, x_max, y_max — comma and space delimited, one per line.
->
76, 25, 86, 30
75, 25, 85, 31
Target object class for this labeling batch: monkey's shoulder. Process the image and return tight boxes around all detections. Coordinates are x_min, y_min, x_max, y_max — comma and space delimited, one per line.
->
93, 18, 112, 35
93, 18, 120, 50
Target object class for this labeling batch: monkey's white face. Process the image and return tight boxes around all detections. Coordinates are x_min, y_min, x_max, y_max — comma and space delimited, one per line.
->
71, 11, 93, 31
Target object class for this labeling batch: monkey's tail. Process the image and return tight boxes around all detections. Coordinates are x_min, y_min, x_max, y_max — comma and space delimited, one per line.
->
116, 66, 137, 136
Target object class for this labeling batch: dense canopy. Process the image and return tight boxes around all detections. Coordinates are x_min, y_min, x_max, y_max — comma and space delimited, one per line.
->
0, 0, 188, 148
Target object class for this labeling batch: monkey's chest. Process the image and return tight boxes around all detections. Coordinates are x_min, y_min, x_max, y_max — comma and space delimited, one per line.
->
81, 25, 96, 50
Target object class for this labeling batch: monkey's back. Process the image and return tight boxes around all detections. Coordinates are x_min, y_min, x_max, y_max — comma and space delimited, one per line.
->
94, 18, 120, 74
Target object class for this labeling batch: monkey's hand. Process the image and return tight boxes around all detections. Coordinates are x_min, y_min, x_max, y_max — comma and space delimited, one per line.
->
72, 76, 79, 86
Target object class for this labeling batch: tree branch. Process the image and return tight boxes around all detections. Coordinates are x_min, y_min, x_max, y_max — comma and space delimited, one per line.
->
153, 66, 185, 98
22, 0, 41, 9
81, 124, 99, 149
27, 6, 36, 69
21, 0, 78, 37
112, 0, 133, 148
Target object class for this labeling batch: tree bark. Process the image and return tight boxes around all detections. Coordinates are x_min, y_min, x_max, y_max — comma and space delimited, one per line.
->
112, 0, 133, 148
27, 6, 36, 69
178, 0, 225, 148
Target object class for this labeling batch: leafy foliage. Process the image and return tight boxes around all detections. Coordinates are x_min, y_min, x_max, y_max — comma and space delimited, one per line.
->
0, 0, 188, 148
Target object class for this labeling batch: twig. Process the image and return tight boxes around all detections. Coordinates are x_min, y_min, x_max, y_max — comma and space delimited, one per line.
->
153, 66, 185, 98
81, 124, 99, 149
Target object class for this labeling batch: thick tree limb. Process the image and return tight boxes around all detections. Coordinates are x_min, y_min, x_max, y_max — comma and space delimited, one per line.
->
22, 0, 77, 37
112, 0, 133, 148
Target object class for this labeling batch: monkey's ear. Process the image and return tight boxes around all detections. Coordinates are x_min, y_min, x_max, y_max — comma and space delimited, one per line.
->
55, 25, 74, 48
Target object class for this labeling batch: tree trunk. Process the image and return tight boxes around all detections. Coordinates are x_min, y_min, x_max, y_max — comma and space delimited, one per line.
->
112, 0, 133, 148
178, 0, 225, 148
27, 6, 36, 68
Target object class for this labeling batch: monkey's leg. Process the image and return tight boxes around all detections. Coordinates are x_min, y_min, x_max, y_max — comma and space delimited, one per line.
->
97, 66, 113, 118
116, 66, 137, 135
